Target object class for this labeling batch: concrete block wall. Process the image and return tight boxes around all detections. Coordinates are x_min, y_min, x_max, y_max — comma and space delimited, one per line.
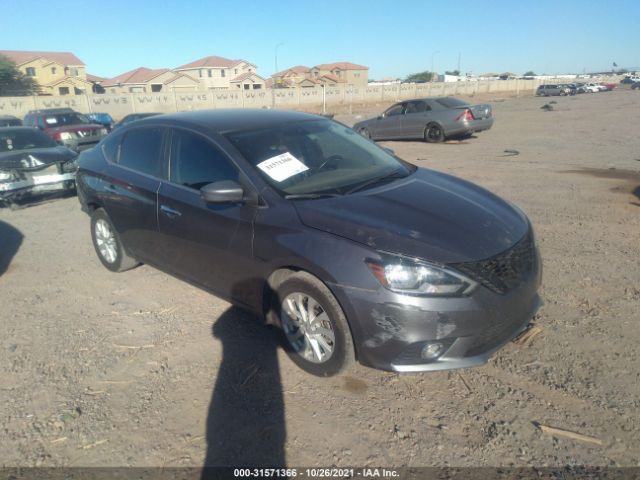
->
0, 77, 621, 120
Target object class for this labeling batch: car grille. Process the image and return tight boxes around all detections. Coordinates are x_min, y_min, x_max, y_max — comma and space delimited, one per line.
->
452, 231, 535, 295
464, 316, 526, 357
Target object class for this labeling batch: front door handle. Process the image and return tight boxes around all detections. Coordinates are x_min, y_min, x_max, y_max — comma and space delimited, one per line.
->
160, 205, 182, 218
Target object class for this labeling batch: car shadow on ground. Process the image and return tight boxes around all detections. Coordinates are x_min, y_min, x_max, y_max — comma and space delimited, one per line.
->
0, 220, 23, 277
203, 305, 286, 475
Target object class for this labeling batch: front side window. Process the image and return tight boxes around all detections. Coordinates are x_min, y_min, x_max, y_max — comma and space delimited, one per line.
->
169, 130, 238, 190
226, 120, 414, 196
119, 128, 164, 178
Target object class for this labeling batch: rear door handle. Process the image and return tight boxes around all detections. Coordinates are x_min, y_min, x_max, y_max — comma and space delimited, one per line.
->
160, 205, 182, 218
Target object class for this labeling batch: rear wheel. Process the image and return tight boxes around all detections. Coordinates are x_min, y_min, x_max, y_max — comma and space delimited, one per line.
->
90, 208, 139, 272
274, 271, 355, 377
424, 123, 445, 143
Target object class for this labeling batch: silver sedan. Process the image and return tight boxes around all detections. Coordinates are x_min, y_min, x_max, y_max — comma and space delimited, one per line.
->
353, 97, 493, 143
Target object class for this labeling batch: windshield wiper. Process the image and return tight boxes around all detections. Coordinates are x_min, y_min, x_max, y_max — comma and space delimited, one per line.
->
345, 168, 404, 195
284, 192, 343, 200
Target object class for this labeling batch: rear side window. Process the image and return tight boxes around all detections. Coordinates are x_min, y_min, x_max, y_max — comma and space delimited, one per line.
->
169, 130, 238, 190
436, 97, 469, 108
119, 127, 164, 178
405, 101, 429, 113
101, 132, 123, 163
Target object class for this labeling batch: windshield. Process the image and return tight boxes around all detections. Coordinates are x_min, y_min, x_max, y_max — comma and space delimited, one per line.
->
44, 112, 91, 127
225, 120, 414, 196
0, 128, 58, 152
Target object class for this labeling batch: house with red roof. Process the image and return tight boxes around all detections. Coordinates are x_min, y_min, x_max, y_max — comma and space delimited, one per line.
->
173, 55, 265, 90
0, 50, 94, 95
271, 62, 368, 88
101, 67, 200, 94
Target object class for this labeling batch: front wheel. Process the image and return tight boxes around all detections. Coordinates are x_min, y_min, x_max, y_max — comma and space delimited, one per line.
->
424, 124, 445, 143
275, 271, 355, 377
359, 127, 371, 139
90, 208, 139, 272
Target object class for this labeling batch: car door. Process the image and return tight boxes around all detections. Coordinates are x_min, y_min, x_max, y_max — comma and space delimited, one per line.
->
370, 103, 404, 139
157, 128, 258, 304
100, 126, 167, 264
401, 100, 431, 139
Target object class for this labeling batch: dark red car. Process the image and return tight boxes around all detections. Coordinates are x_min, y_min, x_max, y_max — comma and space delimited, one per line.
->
23, 108, 108, 152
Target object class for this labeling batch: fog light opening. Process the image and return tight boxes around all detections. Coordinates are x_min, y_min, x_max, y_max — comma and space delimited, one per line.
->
421, 342, 444, 360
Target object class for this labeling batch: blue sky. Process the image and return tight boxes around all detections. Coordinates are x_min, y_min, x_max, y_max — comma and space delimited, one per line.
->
2, 0, 638, 79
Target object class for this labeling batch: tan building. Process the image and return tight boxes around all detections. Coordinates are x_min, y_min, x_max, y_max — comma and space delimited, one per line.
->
174, 56, 265, 90
271, 61, 368, 88
0, 50, 93, 95
101, 67, 200, 94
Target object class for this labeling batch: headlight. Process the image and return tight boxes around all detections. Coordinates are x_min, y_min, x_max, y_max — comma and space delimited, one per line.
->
0, 171, 16, 182
367, 258, 477, 296
62, 158, 78, 173
58, 132, 73, 140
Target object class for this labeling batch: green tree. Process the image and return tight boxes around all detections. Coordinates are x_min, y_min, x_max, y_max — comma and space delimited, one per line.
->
0, 55, 39, 96
404, 71, 435, 82
444, 70, 460, 76
523, 70, 537, 76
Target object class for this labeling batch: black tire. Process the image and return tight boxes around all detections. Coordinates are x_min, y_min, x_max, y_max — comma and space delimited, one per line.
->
359, 127, 371, 139
424, 123, 445, 143
273, 271, 355, 377
90, 208, 139, 272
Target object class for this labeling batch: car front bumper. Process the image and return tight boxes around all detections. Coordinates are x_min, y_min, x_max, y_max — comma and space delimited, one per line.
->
329, 250, 542, 372
0, 171, 76, 204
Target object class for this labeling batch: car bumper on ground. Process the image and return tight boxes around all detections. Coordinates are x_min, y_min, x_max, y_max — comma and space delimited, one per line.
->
330, 251, 542, 372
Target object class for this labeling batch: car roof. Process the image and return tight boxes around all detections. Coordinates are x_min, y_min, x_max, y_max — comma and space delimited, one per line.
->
134, 108, 327, 134
0, 115, 20, 120
0, 126, 40, 133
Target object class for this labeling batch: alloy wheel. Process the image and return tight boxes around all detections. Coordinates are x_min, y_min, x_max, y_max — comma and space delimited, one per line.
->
281, 292, 336, 364
94, 219, 117, 264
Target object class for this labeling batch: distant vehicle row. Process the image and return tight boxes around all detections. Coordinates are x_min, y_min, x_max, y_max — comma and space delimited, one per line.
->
536, 82, 616, 96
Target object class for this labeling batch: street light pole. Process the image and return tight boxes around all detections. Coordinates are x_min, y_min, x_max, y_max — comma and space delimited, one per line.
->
272, 42, 284, 108
431, 50, 440, 81
275, 42, 284, 76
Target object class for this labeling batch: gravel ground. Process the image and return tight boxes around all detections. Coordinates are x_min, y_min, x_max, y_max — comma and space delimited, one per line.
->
0, 89, 639, 469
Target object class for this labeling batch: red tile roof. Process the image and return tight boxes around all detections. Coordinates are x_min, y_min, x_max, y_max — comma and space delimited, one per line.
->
176, 56, 252, 69
86, 73, 108, 83
104, 67, 171, 86
163, 72, 200, 85
273, 65, 310, 77
314, 62, 368, 71
0, 50, 85, 66
319, 73, 345, 83
230, 72, 265, 83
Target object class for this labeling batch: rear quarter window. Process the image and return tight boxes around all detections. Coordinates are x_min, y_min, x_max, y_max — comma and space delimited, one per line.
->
118, 127, 165, 178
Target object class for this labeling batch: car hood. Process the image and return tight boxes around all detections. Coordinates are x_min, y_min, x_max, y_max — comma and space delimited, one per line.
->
293, 168, 530, 263
0, 147, 76, 170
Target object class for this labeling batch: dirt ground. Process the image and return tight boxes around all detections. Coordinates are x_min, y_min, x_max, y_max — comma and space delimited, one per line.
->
1, 89, 639, 470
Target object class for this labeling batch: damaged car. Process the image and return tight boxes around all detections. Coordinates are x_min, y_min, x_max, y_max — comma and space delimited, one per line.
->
77, 109, 541, 377
0, 127, 78, 208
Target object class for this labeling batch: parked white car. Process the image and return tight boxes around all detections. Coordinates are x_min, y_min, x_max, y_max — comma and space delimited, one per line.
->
584, 84, 601, 93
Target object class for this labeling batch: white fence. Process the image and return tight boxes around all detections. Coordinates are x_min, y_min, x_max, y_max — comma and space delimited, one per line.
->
0, 78, 584, 119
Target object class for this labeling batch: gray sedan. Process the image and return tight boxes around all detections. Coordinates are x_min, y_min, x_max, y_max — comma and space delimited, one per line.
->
353, 97, 493, 143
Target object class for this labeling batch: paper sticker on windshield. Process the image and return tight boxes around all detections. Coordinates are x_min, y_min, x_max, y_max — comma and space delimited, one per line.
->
257, 152, 308, 182
45, 117, 58, 124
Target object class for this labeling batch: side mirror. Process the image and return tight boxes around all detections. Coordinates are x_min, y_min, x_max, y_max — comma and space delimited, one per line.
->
201, 180, 244, 204
377, 115, 383, 120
